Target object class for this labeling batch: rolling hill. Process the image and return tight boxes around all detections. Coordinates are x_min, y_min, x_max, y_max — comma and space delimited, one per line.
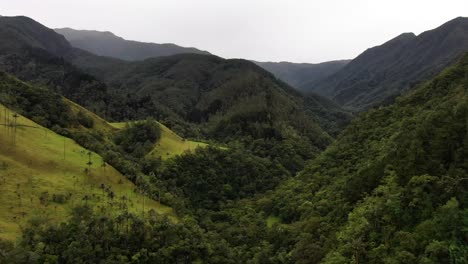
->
254, 59, 350, 92
306, 16, 468, 110
55, 27, 210, 61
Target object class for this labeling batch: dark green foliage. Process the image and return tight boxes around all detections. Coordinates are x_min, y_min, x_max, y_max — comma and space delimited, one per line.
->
0, 239, 38, 264
18, 206, 216, 264
157, 146, 289, 211
76, 53, 343, 171
114, 119, 161, 157
0, 45, 110, 117
0, 71, 72, 128
262, 54, 468, 263
76, 110, 94, 128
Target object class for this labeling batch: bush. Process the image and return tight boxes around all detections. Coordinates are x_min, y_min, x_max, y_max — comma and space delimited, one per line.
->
114, 119, 161, 157
76, 110, 94, 128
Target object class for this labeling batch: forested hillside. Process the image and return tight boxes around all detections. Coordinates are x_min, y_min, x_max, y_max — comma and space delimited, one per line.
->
0, 72, 173, 239
307, 17, 468, 110
261, 53, 468, 263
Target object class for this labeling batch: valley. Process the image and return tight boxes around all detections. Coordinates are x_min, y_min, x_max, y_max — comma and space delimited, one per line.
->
0, 9, 466, 264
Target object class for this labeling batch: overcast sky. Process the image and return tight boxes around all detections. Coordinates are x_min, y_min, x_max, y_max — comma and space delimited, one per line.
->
2, 0, 468, 63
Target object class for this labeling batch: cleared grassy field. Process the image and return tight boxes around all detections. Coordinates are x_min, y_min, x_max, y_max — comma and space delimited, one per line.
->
110, 121, 207, 159
0, 105, 173, 240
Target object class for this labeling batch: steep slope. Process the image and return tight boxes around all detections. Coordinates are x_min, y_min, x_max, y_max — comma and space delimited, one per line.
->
0, 16, 111, 118
0, 16, 72, 58
55, 27, 210, 61
0, 102, 172, 240
308, 17, 468, 110
264, 53, 468, 263
254, 60, 350, 92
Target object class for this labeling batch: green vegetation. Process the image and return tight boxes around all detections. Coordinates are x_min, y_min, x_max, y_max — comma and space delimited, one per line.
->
258, 53, 468, 263
74, 53, 348, 171
0, 205, 232, 263
110, 121, 207, 160
0, 15, 467, 264
114, 119, 161, 158
156, 146, 289, 211
308, 17, 468, 110
0, 104, 172, 240
266, 216, 281, 228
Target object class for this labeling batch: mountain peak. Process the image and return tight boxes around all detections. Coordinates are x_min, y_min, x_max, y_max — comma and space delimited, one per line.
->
384, 32, 417, 46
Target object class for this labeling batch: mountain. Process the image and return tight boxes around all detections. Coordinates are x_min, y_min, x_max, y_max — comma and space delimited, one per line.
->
0, 16, 73, 58
73, 53, 350, 171
264, 53, 468, 263
254, 60, 350, 92
0, 15, 351, 173
55, 27, 210, 61
74, 52, 349, 137
307, 17, 468, 110
0, 16, 112, 117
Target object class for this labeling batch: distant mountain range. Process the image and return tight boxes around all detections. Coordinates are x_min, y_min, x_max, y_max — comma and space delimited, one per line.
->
306, 17, 468, 110
253, 60, 350, 92
55, 27, 210, 61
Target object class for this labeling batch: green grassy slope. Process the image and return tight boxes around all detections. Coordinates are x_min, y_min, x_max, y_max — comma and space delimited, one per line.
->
0, 105, 172, 240
110, 121, 207, 159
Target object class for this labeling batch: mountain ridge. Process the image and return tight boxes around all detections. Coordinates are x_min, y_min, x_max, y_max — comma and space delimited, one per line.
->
254, 59, 350, 92
55, 27, 210, 61
306, 16, 468, 110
